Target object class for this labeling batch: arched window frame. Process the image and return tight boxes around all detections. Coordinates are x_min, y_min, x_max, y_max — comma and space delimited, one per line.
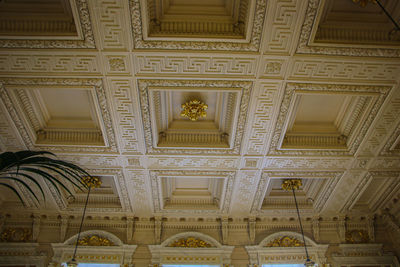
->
50, 230, 137, 267
148, 231, 234, 267
245, 231, 328, 266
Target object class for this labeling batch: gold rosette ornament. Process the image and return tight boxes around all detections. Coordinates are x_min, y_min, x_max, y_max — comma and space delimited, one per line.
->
180, 99, 208, 121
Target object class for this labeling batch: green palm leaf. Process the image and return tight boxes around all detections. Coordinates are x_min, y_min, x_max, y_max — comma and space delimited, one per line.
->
0, 150, 92, 205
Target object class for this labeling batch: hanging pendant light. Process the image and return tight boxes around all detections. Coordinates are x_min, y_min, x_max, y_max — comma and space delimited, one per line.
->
66, 176, 102, 267
282, 179, 316, 267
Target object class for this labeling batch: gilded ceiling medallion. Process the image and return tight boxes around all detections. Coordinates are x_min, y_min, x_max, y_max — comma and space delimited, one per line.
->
352, 0, 376, 7
167, 237, 213, 248
77, 235, 115, 246
81, 176, 102, 189
265, 236, 304, 247
282, 179, 302, 191
180, 99, 208, 121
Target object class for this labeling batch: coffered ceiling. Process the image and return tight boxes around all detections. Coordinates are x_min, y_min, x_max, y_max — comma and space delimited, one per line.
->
0, 0, 399, 222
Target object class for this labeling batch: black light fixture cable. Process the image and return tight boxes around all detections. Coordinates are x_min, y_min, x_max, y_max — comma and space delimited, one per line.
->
292, 187, 311, 262
375, 0, 400, 31
70, 186, 91, 263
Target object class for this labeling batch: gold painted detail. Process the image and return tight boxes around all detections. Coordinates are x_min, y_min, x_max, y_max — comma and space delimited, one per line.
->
0, 228, 31, 242
180, 99, 208, 121
345, 230, 370, 243
81, 176, 102, 189
265, 236, 304, 247
352, 0, 376, 7
168, 237, 213, 248
282, 179, 302, 191
77, 235, 115, 246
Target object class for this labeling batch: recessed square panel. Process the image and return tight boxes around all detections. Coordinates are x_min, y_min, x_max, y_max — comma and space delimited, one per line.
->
344, 172, 400, 213
251, 172, 344, 214
261, 178, 326, 211
0, 0, 78, 37
269, 83, 389, 155
161, 177, 224, 210
0, 78, 117, 153
313, 0, 400, 46
129, 0, 267, 51
138, 79, 252, 154
67, 176, 123, 211
150, 170, 235, 214
0, 0, 95, 48
143, 0, 248, 39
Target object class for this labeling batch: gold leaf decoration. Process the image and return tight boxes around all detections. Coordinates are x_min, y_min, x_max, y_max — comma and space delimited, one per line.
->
167, 237, 213, 248
0, 228, 31, 242
180, 99, 208, 121
282, 179, 302, 191
265, 236, 304, 247
345, 230, 369, 243
77, 235, 115, 246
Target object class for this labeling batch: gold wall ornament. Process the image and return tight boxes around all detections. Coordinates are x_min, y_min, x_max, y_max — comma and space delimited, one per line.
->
352, 0, 376, 7
0, 228, 31, 242
167, 237, 213, 248
81, 176, 102, 189
345, 230, 370, 243
180, 99, 208, 121
265, 236, 305, 247
282, 179, 302, 191
77, 235, 115, 246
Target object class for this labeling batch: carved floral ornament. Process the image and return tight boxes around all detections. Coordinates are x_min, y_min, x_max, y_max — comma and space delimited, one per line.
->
265, 236, 305, 247
77, 235, 115, 246
167, 237, 214, 248
180, 99, 208, 121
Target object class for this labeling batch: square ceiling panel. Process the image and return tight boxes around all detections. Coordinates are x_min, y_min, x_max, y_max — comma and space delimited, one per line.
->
129, 0, 267, 51
161, 176, 225, 210
251, 171, 344, 215
342, 172, 400, 214
143, 0, 249, 40
313, 0, 400, 46
67, 176, 123, 212
138, 79, 252, 154
150, 170, 235, 215
0, 0, 95, 48
0, 78, 117, 153
269, 83, 389, 155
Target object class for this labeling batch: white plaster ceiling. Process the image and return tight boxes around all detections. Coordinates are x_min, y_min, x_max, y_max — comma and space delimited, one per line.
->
0, 0, 399, 221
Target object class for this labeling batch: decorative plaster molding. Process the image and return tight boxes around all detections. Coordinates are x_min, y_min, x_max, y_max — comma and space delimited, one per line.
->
268, 83, 390, 156
245, 231, 328, 265
0, 0, 95, 49
150, 170, 235, 215
251, 171, 343, 214
138, 79, 252, 155
149, 232, 234, 265
52, 230, 137, 265
129, 0, 267, 51
133, 55, 258, 76
0, 78, 118, 153
296, 0, 400, 57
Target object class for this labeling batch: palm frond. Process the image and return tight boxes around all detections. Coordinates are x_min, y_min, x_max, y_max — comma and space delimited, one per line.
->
0, 150, 92, 205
